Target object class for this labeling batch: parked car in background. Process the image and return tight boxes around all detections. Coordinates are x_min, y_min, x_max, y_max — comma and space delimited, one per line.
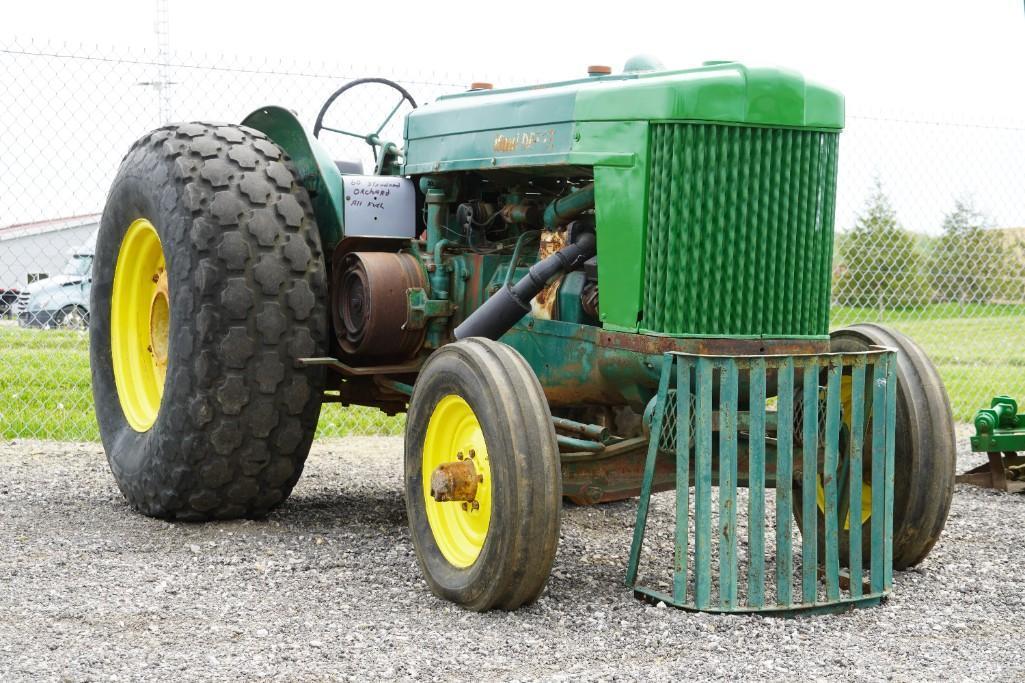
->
16, 243, 94, 329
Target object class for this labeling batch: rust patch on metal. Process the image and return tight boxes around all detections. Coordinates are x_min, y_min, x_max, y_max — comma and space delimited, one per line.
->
332, 250, 427, 360
597, 329, 827, 357
460, 253, 490, 317
492, 129, 557, 153
430, 459, 480, 502
562, 440, 676, 504
580, 281, 599, 318
956, 451, 1025, 493
493, 136, 518, 153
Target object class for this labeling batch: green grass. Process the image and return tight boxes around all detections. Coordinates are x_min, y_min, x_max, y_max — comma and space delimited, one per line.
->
0, 323, 404, 441
1, 303, 1022, 440
830, 302, 1025, 326
317, 404, 405, 438
831, 304, 1025, 421
0, 324, 98, 440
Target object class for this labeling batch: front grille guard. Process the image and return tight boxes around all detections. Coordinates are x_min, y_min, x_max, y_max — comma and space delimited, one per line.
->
626, 347, 897, 615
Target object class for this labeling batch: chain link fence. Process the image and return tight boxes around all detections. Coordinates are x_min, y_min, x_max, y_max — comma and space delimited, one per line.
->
2, 39, 1023, 440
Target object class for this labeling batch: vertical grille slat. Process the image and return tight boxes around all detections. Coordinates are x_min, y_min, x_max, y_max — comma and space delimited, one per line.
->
699, 126, 715, 332
819, 134, 840, 332
751, 128, 768, 333
727, 127, 742, 332
642, 123, 838, 337
681, 125, 697, 331
796, 129, 815, 331
768, 129, 785, 334
787, 129, 806, 333
645, 125, 666, 326
669, 124, 685, 332
738, 125, 754, 332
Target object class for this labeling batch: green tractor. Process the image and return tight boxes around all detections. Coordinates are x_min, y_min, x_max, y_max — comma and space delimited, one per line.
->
91, 58, 955, 614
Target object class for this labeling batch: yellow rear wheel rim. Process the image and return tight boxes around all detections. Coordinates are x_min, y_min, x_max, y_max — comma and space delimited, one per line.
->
422, 395, 492, 568
111, 218, 169, 432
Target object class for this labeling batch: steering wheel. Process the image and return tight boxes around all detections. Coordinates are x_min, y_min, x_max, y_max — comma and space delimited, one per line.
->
313, 78, 418, 166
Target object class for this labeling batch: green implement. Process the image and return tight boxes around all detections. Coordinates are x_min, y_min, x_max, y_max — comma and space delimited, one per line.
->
961, 396, 1025, 493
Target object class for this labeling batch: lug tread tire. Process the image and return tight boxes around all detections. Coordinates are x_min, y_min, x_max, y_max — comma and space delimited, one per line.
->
91, 122, 328, 521
404, 337, 561, 611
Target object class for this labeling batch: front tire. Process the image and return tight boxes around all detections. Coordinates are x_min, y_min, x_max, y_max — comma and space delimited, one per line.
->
91, 122, 328, 520
404, 338, 561, 611
812, 323, 956, 569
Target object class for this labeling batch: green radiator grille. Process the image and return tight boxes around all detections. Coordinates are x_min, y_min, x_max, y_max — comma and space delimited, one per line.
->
642, 123, 839, 337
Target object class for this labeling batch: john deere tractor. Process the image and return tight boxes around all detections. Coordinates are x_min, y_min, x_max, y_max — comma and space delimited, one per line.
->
92, 58, 955, 614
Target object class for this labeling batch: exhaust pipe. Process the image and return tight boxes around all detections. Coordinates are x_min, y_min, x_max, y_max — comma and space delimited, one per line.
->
454, 231, 596, 341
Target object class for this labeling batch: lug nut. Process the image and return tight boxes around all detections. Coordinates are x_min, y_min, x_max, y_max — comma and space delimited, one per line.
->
471, 501, 480, 510
461, 502, 468, 511
456, 451, 464, 460
468, 449, 476, 459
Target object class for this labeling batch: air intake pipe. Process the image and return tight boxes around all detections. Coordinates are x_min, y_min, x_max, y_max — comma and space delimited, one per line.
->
454, 231, 596, 341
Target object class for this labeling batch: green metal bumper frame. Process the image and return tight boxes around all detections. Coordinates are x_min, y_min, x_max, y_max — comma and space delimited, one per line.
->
626, 348, 897, 615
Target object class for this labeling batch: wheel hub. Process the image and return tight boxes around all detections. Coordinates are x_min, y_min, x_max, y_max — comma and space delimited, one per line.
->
429, 453, 481, 503
149, 269, 170, 368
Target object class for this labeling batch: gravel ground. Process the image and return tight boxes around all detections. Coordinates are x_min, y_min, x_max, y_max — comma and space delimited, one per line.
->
1, 431, 1022, 682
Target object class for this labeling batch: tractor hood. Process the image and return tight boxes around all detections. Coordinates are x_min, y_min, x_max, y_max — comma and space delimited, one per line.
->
403, 61, 843, 175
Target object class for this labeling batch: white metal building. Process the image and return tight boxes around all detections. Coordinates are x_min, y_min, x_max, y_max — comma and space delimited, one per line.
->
0, 214, 100, 289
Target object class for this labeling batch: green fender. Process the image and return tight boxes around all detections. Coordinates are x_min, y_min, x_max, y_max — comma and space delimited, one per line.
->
241, 106, 345, 250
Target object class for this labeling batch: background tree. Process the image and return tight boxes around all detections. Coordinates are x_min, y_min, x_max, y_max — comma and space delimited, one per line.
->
927, 196, 1007, 304
833, 178, 930, 310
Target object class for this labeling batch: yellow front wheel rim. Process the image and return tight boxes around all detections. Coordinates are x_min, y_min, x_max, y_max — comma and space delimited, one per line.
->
111, 218, 169, 432
817, 480, 873, 530
422, 395, 492, 568
815, 374, 873, 529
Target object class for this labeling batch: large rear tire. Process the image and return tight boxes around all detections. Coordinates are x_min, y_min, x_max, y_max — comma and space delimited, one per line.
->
91, 122, 328, 520
404, 338, 561, 611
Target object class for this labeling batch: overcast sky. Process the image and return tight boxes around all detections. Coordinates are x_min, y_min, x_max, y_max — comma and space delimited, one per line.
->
9, 0, 1024, 120
3, 0, 1025, 234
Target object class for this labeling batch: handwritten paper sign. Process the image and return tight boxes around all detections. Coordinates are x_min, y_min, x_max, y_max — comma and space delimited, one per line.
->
341, 175, 416, 238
